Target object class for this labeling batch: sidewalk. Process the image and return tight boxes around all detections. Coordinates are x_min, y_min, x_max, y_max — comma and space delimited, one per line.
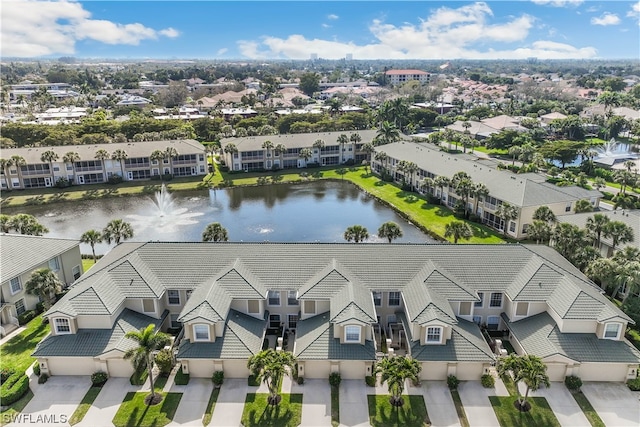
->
0, 325, 26, 346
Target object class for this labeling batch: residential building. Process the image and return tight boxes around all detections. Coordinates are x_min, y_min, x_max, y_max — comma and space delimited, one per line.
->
446, 115, 528, 139
371, 141, 602, 239
1, 140, 206, 190
33, 242, 638, 382
10, 82, 79, 101
384, 70, 430, 85
1, 234, 82, 336
220, 130, 377, 172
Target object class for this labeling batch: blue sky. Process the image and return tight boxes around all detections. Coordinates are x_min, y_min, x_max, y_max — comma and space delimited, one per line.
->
2, 1, 639, 59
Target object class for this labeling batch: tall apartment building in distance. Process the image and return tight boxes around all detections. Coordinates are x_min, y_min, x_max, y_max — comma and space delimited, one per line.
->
384, 69, 430, 85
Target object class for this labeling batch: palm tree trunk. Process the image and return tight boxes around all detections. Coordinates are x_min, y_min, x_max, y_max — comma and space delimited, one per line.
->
91, 244, 97, 263
148, 354, 156, 398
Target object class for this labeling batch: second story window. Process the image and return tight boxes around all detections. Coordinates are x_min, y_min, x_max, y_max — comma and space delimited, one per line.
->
10, 277, 22, 295
604, 323, 621, 340
287, 291, 298, 306
489, 293, 502, 308
193, 324, 210, 341
388, 291, 401, 306
475, 292, 484, 307
268, 290, 280, 306
48, 257, 60, 271
372, 292, 382, 306
167, 290, 180, 305
426, 326, 442, 343
345, 325, 361, 342
54, 318, 71, 334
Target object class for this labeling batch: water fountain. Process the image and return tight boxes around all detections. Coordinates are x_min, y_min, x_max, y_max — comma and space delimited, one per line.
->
592, 138, 639, 167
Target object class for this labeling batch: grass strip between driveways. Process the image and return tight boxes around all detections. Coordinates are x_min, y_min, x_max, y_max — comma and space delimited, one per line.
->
367, 394, 430, 427
112, 392, 182, 427
569, 390, 606, 427
241, 393, 303, 427
69, 386, 103, 426
201, 387, 219, 427
450, 389, 470, 427
330, 385, 339, 427
489, 396, 561, 427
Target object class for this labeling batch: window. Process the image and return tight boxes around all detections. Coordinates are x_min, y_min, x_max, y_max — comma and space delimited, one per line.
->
473, 315, 482, 325
487, 316, 500, 330
372, 292, 382, 306
459, 302, 472, 316
269, 314, 281, 329
193, 324, 210, 341
54, 318, 71, 334
426, 327, 442, 343
388, 291, 401, 306
48, 257, 60, 271
15, 299, 25, 316
565, 202, 572, 212
268, 290, 280, 306
304, 300, 316, 314
287, 291, 298, 306
288, 314, 298, 330
170, 314, 181, 329
72, 265, 81, 280
9, 277, 21, 295
167, 290, 180, 305
345, 325, 361, 342
475, 292, 484, 307
248, 300, 260, 314
489, 293, 502, 308
509, 221, 516, 233
142, 299, 155, 313
604, 323, 621, 340
516, 302, 529, 316
522, 224, 529, 234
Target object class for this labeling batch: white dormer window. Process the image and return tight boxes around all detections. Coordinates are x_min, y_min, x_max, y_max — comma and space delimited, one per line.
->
54, 318, 71, 334
426, 326, 442, 344
345, 325, 361, 342
193, 324, 210, 341
604, 323, 622, 340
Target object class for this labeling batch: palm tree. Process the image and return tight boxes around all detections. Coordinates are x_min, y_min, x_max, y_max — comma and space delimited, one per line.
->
344, 225, 369, 243
9, 213, 48, 235
375, 356, 422, 407
102, 219, 134, 244
495, 202, 518, 236
62, 151, 80, 184
376, 121, 401, 145
574, 199, 593, 213
374, 151, 388, 176
603, 221, 634, 252
0, 158, 14, 190
527, 220, 552, 245
25, 268, 63, 310
312, 139, 325, 163
434, 176, 450, 204
532, 206, 557, 224
614, 261, 640, 302
274, 143, 286, 159
471, 183, 489, 217
261, 140, 274, 167
111, 149, 128, 178
165, 147, 179, 175
444, 221, 473, 244
40, 150, 59, 183
149, 149, 165, 175
202, 222, 229, 242
247, 349, 297, 406
360, 142, 375, 166
497, 354, 550, 412
337, 134, 349, 163
80, 230, 103, 263
123, 324, 171, 404
552, 223, 587, 261
508, 146, 522, 166
95, 149, 110, 182
11, 155, 26, 188
452, 172, 473, 218
378, 221, 403, 243
299, 148, 313, 166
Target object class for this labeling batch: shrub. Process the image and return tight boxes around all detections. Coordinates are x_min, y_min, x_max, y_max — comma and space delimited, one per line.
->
33, 362, 41, 377
297, 376, 304, 385
626, 376, 640, 391
155, 348, 174, 377
481, 374, 495, 388
174, 366, 190, 385
55, 177, 71, 188
35, 302, 46, 314
447, 374, 460, 390
38, 373, 49, 384
365, 375, 376, 387
107, 175, 123, 185
564, 375, 582, 391
329, 372, 341, 387
130, 368, 148, 386
18, 310, 36, 325
212, 370, 224, 387
1, 368, 16, 384
91, 371, 108, 386
0, 373, 30, 405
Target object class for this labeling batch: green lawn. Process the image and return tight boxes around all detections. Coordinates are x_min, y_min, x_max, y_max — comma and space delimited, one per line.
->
69, 386, 103, 425
570, 391, 606, 427
367, 394, 430, 427
450, 389, 470, 427
469, 146, 509, 156
240, 393, 303, 427
201, 388, 220, 426
331, 385, 339, 427
500, 374, 518, 397
0, 389, 34, 427
82, 258, 95, 272
0, 316, 49, 373
489, 396, 561, 427
112, 392, 182, 427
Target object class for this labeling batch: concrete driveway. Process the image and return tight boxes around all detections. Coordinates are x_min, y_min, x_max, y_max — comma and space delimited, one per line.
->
209, 379, 249, 427
529, 382, 590, 427
8, 375, 91, 427
300, 379, 332, 427
77, 377, 139, 427
581, 382, 640, 427
457, 381, 500, 427
166, 378, 213, 426
339, 380, 370, 427
421, 381, 460, 427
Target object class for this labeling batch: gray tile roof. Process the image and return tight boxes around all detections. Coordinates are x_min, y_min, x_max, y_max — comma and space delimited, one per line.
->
503, 312, 640, 363
33, 309, 167, 357
1, 234, 80, 280
177, 309, 265, 359
294, 312, 376, 360
557, 209, 640, 251
375, 142, 601, 208
397, 312, 494, 362
221, 130, 379, 152
178, 283, 231, 323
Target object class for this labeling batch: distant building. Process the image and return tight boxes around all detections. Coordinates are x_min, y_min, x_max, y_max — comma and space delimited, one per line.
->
10, 82, 79, 101
384, 69, 430, 85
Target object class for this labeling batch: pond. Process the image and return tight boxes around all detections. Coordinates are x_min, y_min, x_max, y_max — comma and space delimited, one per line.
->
7, 181, 435, 255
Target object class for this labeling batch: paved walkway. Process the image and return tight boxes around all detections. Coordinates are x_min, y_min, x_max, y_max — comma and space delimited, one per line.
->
0, 325, 25, 346
166, 378, 214, 426
527, 383, 590, 427
457, 381, 500, 427
209, 378, 253, 427
582, 382, 640, 427
339, 380, 370, 427
77, 378, 140, 427
421, 381, 460, 427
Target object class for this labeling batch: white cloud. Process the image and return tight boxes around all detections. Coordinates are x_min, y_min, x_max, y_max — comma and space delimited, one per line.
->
327, 14, 339, 20
531, 0, 584, 7
591, 13, 621, 26
238, 2, 596, 60
217, 48, 228, 56
1, 0, 180, 57
322, 23, 331, 29
628, 2, 640, 25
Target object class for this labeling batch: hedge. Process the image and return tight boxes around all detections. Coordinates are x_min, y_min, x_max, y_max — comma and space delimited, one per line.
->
0, 373, 30, 405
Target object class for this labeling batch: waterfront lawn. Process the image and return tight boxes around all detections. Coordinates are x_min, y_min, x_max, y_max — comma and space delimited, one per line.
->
367, 394, 429, 427
112, 392, 182, 427
489, 396, 560, 427
240, 393, 303, 427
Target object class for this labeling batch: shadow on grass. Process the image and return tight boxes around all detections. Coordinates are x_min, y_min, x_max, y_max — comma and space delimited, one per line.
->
142, 184, 162, 194
25, 195, 45, 205
374, 181, 388, 187
49, 193, 69, 202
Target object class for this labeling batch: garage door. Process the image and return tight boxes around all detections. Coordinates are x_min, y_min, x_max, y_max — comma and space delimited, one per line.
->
106, 359, 134, 378
580, 363, 628, 382
303, 361, 331, 379
47, 357, 97, 376
422, 362, 447, 380
187, 359, 215, 378
223, 360, 249, 378
456, 363, 483, 381
340, 361, 366, 379
545, 363, 567, 382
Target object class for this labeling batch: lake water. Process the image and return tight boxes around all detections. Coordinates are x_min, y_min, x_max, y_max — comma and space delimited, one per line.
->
7, 181, 435, 255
